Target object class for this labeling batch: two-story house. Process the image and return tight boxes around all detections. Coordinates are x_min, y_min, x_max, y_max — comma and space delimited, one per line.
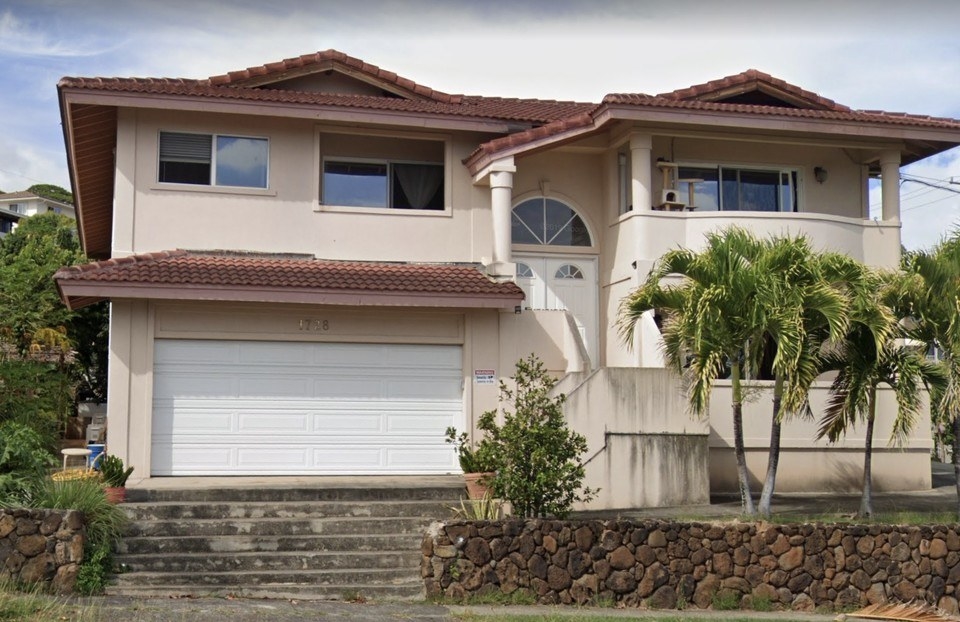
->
0, 191, 76, 236
54, 51, 960, 508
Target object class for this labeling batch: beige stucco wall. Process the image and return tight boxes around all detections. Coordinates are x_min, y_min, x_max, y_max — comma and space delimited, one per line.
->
107, 300, 506, 483
707, 381, 933, 493
115, 109, 493, 264
562, 368, 710, 510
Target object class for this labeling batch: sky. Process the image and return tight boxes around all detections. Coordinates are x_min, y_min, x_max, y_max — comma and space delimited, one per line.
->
2, 0, 960, 249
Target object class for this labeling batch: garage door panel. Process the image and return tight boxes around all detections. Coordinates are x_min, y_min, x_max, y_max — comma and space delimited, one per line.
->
154, 374, 236, 398
238, 342, 312, 365
239, 376, 314, 398
156, 340, 239, 364
238, 412, 310, 433
152, 340, 463, 475
237, 447, 311, 468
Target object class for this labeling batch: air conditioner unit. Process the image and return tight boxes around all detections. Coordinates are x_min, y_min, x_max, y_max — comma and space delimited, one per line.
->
661, 189, 683, 205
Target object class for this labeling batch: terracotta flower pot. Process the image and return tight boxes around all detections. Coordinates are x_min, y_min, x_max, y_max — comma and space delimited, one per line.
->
463, 472, 494, 500
104, 486, 127, 504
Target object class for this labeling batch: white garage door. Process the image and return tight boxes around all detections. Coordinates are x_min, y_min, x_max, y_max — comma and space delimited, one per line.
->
151, 340, 463, 475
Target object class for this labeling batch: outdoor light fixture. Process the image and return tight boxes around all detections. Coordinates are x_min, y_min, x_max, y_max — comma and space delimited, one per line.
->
814, 166, 828, 184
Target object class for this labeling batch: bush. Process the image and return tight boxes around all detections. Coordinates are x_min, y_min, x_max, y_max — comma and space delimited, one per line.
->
480, 355, 596, 518
30, 478, 129, 595
32, 478, 128, 547
98, 454, 134, 488
0, 421, 56, 504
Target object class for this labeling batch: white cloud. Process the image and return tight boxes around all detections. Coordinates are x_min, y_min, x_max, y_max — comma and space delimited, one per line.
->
0, 137, 70, 193
0, 9, 118, 58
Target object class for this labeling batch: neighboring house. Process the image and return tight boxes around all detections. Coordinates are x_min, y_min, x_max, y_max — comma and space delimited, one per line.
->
0, 191, 76, 237
53, 51, 960, 507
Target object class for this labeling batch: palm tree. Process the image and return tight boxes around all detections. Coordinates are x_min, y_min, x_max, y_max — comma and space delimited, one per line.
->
621, 227, 790, 516
817, 272, 945, 518
898, 238, 960, 517
753, 241, 860, 518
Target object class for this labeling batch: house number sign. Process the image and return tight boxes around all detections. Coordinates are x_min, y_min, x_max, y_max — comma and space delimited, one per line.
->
298, 319, 330, 332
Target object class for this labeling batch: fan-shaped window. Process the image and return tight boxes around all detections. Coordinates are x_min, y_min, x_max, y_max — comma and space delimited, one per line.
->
516, 262, 534, 278
554, 264, 584, 279
512, 197, 591, 246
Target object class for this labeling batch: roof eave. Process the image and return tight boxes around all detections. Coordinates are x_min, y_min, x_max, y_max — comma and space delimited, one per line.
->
55, 280, 523, 311
58, 88, 519, 134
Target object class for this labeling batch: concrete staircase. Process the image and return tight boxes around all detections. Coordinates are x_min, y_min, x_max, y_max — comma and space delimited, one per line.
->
110, 478, 465, 600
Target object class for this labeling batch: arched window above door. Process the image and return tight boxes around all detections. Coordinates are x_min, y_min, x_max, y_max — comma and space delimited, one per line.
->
512, 197, 592, 247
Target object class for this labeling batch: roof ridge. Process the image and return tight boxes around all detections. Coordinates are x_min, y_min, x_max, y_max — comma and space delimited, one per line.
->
656, 69, 851, 112
205, 49, 456, 104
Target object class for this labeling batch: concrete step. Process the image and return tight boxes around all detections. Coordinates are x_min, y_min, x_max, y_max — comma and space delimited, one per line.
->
122, 499, 456, 521
118, 550, 421, 573
111, 568, 419, 588
105, 582, 425, 600
127, 484, 464, 504
117, 533, 423, 555
126, 516, 431, 537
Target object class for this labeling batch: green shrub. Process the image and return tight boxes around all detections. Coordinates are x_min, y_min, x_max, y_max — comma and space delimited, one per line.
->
74, 541, 112, 596
32, 478, 128, 547
480, 355, 596, 518
0, 360, 70, 450
445, 427, 497, 473
0, 421, 56, 504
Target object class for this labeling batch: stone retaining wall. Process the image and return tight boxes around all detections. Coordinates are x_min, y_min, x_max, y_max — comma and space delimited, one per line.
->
422, 519, 960, 612
0, 509, 85, 593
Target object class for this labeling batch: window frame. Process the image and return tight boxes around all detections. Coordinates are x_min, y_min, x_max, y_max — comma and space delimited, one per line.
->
675, 162, 800, 213
157, 130, 271, 190
320, 155, 445, 211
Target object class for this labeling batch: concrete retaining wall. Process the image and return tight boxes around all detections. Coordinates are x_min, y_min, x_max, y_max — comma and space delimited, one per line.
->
422, 519, 960, 612
0, 509, 85, 593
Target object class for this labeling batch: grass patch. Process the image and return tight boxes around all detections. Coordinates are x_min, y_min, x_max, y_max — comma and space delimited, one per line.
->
710, 589, 740, 611
745, 593, 773, 612
0, 582, 100, 621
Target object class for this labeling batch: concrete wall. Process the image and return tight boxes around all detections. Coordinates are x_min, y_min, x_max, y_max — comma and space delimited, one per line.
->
561, 368, 710, 510
708, 381, 933, 493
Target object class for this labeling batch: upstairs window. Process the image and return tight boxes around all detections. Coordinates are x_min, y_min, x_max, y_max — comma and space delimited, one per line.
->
677, 165, 797, 212
322, 159, 444, 210
159, 131, 269, 189
512, 197, 592, 246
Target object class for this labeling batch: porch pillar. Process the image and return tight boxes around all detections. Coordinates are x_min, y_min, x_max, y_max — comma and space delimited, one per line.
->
880, 150, 901, 222
488, 158, 517, 279
630, 133, 653, 213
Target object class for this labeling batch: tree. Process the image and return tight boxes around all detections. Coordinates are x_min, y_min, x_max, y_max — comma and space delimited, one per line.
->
816, 273, 945, 517
620, 227, 786, 516
898, 237, 960, 518
479, 355, 595, 518
753, 239, 862, 518
26, 183, 73, 205
0, 212, 109, 440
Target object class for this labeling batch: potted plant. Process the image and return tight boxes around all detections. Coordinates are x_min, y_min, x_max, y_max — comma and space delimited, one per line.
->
445, 427, 497, 499
98, 454, 134, 503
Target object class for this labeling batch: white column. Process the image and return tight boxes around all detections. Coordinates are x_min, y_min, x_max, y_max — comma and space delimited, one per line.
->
490, 169, 514, 267
880, 150, 901, 222
630, 133, 653, 213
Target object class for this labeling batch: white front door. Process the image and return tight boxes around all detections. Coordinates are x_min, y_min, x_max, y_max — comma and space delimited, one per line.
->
515, 256, 598, 365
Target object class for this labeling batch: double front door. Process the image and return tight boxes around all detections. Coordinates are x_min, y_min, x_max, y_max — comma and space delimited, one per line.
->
514, 255, 598, 366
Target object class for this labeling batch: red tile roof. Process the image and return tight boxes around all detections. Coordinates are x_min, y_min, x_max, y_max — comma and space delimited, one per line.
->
658, 69, 851, 111
55, 250, 524, 309
57, 76, 595, 124
207, 49, 458, 103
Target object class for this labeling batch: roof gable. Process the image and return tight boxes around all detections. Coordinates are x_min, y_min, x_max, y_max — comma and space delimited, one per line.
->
206, 49, 460, 104
658, 69, 851, 112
